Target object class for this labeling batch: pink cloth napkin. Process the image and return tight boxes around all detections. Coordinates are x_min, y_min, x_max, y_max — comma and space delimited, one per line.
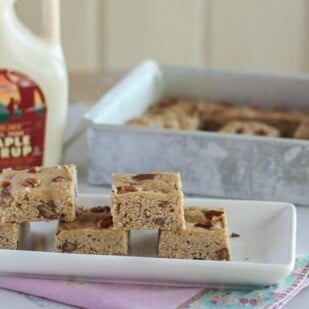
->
0, 277, 200, 309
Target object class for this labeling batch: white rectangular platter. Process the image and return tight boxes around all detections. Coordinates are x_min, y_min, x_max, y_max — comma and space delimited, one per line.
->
0, 194, 296, 287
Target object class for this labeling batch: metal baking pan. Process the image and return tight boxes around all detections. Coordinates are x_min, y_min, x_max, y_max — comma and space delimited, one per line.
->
84, 60, 309, 205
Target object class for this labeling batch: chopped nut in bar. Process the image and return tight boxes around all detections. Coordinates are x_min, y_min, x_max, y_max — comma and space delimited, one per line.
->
0, 221, 29, 249
0, 165, 77, 223
111, 172, 185, 230
158, 207, 231, 261
55, 206, 129, 255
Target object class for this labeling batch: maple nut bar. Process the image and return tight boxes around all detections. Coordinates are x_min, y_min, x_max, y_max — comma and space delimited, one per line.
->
128, 99, 204, 130
111, 172, 185, 230
0, 221, 29, 249
219, 120, 280, 137
158, 207, 231, 261
293, 121, 309, 139
55, 206, 129, 255
0, 165, 77, 223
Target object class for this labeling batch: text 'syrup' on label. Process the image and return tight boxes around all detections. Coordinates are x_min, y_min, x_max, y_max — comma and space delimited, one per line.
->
0, 69, 47, 171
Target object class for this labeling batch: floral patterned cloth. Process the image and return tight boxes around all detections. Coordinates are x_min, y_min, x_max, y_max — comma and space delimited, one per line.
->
177, 255, 309, 309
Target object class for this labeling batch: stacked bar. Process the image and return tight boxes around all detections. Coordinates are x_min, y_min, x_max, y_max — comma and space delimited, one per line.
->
111, 172, 185, 230
158, 207, 231, 260
0, 165, 77, 249
0, 166, 231, 261
55, 206, 128, 255
0, 164, 129, 255
111, 172, 232, 261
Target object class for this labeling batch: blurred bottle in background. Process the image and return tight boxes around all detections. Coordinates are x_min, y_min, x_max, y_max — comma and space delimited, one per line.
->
0, 0, 68, 170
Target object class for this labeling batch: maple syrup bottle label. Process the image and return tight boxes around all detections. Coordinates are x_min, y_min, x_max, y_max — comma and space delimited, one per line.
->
0, 69, 47, 171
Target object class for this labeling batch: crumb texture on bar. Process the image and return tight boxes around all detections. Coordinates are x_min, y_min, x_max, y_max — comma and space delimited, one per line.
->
0, 222, 29, 250
0, 165, 77, 223
111, 172, 185, 230
158, 207, 231, 261
55, 206, 128, 255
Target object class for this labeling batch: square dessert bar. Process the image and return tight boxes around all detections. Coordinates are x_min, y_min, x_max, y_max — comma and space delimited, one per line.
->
0, 221, 29, 249
55, 206, 129, 255
128, 99, 203, 130
0, 165, 77, 223
111, 172, 185, 230
158, 207, 231, 260
219, 121, 280, 137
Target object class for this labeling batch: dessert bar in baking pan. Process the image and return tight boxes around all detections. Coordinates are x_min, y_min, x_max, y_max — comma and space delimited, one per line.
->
85, 60, 309, 205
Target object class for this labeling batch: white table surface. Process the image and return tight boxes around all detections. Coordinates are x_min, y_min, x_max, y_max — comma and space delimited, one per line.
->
0, 103, 308, 308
